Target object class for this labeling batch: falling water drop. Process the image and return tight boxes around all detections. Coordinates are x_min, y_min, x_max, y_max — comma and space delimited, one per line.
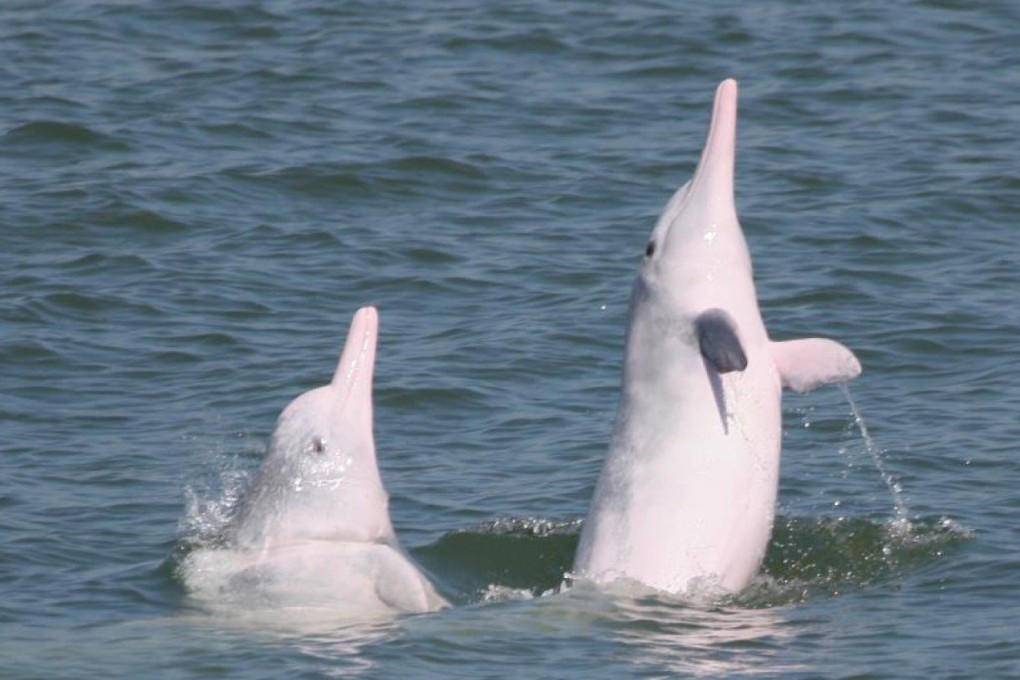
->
839, 384, 910, 535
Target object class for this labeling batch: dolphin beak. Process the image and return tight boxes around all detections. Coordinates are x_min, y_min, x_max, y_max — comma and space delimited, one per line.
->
331, 305, 379, 402
688, 78, 738, 210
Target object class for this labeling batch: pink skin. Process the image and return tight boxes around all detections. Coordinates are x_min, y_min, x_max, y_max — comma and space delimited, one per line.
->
186, 307, 447, 617
232, 306, 391, 551
573, 80, 861, 597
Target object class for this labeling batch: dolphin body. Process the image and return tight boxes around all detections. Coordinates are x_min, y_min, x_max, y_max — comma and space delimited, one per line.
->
182, 307, 447, 618
572, 79, 862, 597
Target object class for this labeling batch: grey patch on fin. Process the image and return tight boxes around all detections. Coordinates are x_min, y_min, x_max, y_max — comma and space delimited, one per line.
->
696, 308, 747, 373
708, 367, 729, 434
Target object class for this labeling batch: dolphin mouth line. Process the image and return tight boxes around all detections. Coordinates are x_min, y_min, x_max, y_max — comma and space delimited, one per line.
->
339, 331, 373, 391
328, 305, 379, 420
689, 78, 737, 200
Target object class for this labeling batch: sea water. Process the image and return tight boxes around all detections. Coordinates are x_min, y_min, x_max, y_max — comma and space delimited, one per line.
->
2, 1, 1018, 677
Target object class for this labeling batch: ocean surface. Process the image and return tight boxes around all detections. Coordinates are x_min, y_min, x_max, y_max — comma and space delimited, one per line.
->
2, 1, 1018, 677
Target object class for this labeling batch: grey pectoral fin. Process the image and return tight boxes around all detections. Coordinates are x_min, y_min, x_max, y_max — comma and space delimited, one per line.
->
707, 368, 729, 435
696, 308, 748, 374
771, 338, 862, 393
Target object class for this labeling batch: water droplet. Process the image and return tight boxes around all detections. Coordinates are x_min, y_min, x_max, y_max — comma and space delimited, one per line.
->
839, 384, 910, 526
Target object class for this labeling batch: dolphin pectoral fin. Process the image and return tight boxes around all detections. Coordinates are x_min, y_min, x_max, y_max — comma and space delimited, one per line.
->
696, 309, 748, 374
771, 338, 862, 393
707, 368, 729, 434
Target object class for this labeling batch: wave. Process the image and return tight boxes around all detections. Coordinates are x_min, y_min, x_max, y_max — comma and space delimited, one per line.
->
413, 514, 970, 607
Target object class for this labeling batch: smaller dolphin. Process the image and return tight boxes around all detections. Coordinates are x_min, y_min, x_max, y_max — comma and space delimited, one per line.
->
572, 79, 862, 597
182, 306, 447, 618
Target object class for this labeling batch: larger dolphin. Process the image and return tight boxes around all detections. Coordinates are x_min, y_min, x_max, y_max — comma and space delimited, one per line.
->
182, 306, 447, 618
573, 79, 862, 596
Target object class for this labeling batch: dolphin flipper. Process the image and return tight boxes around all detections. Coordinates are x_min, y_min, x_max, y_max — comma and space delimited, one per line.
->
696, 308, 748, 373
771, 338, 862, 393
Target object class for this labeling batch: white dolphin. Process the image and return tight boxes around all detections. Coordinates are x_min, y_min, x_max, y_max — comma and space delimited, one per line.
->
182, 306, 447, 619
572, 79, 862, 597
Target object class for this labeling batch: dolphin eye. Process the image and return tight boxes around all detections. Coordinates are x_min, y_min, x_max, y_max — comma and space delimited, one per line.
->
307, 437, 326, 455
645, 241, 655, 258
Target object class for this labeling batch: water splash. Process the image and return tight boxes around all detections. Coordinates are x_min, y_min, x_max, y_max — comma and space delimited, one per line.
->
839, 384, 911, 534
179, 469, 250, 547
417, 514, 970, 609
748, 514, 970, 606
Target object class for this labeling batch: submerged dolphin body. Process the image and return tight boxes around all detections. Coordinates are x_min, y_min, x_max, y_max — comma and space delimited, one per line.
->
573, 79, 862, 596
183, 307, 446, 618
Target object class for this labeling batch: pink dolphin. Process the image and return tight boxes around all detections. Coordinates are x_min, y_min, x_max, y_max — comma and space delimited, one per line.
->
573, 80, 862, 596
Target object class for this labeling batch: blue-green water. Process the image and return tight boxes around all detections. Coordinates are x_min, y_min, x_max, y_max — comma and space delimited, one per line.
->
2, 1, 1018, 677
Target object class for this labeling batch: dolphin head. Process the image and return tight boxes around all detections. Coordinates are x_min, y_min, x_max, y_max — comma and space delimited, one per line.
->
231, 306, 395, 551
637, 79, 753, 304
